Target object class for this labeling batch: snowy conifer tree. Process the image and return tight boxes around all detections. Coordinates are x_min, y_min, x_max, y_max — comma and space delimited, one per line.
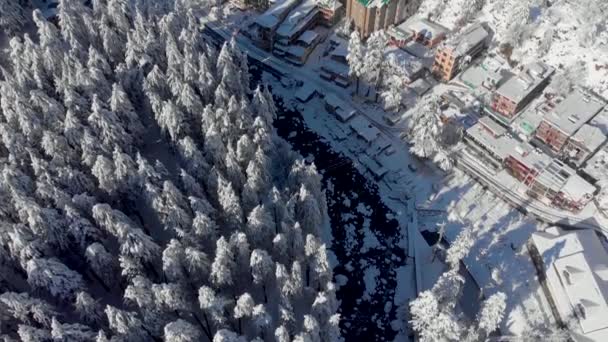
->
347, 31, 365, 94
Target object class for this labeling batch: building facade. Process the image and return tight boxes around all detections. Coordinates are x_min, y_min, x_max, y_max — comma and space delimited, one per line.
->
317, 0, 344, 26
432, 23, 490, 82
490, 62, 555, 123
535, 89, 606, 152
465, 117, 596, 213
346, 0, 417, 38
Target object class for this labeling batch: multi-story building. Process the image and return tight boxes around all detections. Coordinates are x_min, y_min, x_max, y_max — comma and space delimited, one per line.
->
465, 117, 597, 212
432, 23, 491, 82
489, 62, 555, 124
274, 0, 320, 47
561, 108, 608, 167
345, 0, 417, 39
250, 0, 302, 50
317, 0, 344, 26
535, 89, 606, 152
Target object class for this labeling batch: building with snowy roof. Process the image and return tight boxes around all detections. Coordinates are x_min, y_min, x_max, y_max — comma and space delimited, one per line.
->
388, 17, 449, 48
562, 124, 607, 167
529, 227, 608, 342
535, 89, 606, 152
345, 0, 417, 38
432, 23, 491, 82
490, 62, 555, 123
349, 116, 380, 143
465, 117, 596, 212
317, 0, 344, 26
275, 0, 320, 45
251, 0, 302, 50
320, 38, 351, 86
324, 93, 358, 122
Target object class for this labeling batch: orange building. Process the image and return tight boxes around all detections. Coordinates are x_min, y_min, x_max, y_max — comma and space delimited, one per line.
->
432, 23, 490, 82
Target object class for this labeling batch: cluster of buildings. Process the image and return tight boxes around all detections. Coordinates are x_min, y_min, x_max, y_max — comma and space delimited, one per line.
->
461, 66, 608, 213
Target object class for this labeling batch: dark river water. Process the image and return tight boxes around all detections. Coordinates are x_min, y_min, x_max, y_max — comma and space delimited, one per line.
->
248, 62, 406, 341
202, 27, 409, 341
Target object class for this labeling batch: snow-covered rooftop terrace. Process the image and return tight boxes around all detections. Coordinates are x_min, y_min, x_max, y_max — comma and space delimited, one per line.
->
531, 227, 608, 341
495, 61, 555, 103
275, 0, 318, 38
544, 89, 606, 136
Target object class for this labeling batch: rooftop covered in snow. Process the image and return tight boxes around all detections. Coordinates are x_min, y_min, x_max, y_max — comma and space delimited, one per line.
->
530, 227, 608, 341
255, 0, 301, 29
297, 30, 319, 45
275, 0, 319, 39
544, 89, 606, 135
446, 23, 490, 57
349, 116, 380, 143
495, 62, 555, 103
569, 124, 607, 154
388, 17, 449, 41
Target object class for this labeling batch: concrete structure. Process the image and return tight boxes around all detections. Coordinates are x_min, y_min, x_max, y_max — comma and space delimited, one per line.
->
490, 62, 555, 123
345, 0, 416, 38
320, 37, 351, 86
432, 23, 491, 82
277, 30, 321, 64
274, 0, 320, 46
325, 93, 358, 122
562, 124, 607, 167
529, 227, 608, 342
465, 117, 596, 212
317, 0, 344, 26
387, 17, 449, 48
458, 55, 508, 91
349, 115, 381, 143
251, 0, 301, 50
535, 89, 606, 152
561, 108, 608, 167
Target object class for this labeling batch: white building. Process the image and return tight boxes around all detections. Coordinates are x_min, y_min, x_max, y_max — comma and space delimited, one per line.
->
530, 227, 608, 342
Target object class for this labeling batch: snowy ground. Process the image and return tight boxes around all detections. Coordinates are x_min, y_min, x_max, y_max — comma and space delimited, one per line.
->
420, 173, 557, 335
262, 71, 555, 336
421, 0, 608, 98
211, 4, 570, 337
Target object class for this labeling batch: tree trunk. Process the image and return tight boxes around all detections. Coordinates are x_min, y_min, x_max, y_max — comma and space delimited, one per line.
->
356, 76, 360, 95
201, 313, 214, 341
263, 283, 268, 303
306, 265, 310, 287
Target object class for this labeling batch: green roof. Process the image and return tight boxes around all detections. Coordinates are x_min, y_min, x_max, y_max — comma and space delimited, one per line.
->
357, 0, 390, 7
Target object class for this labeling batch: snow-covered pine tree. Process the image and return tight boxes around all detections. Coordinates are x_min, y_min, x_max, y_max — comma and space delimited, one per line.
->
347, 30, 365, 94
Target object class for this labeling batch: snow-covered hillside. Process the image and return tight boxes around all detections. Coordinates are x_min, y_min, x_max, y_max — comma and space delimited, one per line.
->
419, 0, 608, 97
